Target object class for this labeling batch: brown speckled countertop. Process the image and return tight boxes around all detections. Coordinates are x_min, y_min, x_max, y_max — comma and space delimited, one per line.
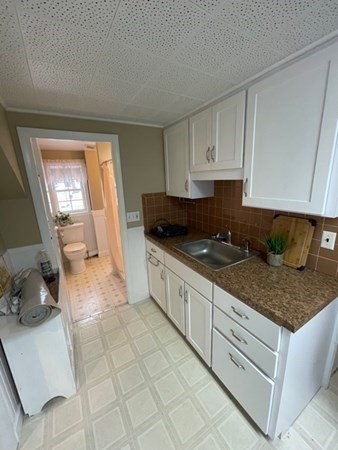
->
146, 231, 338, 332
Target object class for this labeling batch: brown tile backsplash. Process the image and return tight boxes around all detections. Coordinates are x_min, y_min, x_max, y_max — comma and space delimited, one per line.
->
142, 181, 338, 278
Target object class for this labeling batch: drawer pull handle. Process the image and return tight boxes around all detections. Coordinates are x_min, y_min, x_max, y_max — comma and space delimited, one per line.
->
179, 286, 183, 297
160, 270, 164, 280
151, 247, 157, 253
231, 306, 249, 320
229, 353, 245, 370
184, 290, 188, 303
230, 329, 247, 345
148, 254, 159, 267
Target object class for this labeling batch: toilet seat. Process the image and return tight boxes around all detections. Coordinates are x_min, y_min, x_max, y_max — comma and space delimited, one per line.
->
64, 242, 86, 254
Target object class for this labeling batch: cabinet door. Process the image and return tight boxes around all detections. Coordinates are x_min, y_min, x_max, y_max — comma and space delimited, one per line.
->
164, 120, 190, 198
243, 44, 338, 215
0, 349, 21, 450
185, 285, 212, 366
165, 268, 185, 334
211, 91, 245, 170
147, 254, 166, 313
190, 108, 212, 172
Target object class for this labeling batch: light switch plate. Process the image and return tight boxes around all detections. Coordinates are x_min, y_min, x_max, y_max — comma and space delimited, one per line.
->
321, 230, 336, 250
126, 211, 140, 222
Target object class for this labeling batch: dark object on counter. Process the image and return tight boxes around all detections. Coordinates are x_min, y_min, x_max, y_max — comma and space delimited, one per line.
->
150, 220, 188, 238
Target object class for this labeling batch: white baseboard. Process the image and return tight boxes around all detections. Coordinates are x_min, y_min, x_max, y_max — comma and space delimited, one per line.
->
98, 250, 110, 257
88, 250, 98, 257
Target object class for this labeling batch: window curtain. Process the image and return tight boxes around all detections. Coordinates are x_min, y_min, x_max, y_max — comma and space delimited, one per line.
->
44, 160, 87, 190
101, 161, 125, 280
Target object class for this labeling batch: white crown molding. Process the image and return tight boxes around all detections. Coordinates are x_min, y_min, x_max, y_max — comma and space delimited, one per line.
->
167, 32, 338, 128
6, 107, 164, 128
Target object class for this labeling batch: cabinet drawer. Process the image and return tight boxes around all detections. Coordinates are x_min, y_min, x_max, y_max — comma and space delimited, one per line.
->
212, 329, 274, 434
214, 307, 278, 379
214, 286, 280, 351
146, 240, 164, 264
165, 253, 212, 301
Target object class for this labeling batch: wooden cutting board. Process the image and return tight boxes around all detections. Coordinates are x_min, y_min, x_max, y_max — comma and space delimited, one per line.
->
271, 215, 316, 269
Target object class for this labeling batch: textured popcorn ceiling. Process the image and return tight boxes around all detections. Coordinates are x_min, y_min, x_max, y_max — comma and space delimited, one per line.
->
0, 0, 337, 126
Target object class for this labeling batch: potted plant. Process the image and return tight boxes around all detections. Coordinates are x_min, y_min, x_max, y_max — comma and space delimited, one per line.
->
54, 211, 73, 227
261, 233, 288, 267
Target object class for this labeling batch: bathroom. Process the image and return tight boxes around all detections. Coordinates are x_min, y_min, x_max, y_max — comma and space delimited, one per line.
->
38, 138, 127, 320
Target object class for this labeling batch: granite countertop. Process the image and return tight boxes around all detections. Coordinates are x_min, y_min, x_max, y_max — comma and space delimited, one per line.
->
145, 231, 338, 332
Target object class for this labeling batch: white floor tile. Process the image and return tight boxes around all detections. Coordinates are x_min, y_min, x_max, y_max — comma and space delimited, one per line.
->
126, 319, 148, 337
217, 411, 260, 449
105, 328, 127, 348
133, 333, 158, 355
154, 371, 185, 406
87, 377, 116, 414
52, 430, 87, 450
110, 344, 136, 369
92, 407, 126, 449
81, 338, 104, 361
52, 396, 83, 438
169, 398, 206, 444
137, 420, 176, 450
84, 355, 109, 384
126, 387, 158, 428
195, 380, 230, 418
117, 363, 145, 394
143, 350, 170, 377
178, 356, 208, 387
165, 339, 190, 362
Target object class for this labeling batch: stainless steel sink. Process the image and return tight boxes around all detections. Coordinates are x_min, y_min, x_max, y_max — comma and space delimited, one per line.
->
175, 239, 258, 270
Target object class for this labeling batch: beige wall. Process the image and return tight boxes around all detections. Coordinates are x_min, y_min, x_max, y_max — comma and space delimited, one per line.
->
1, 111, 164, 248
0, 231, 6, 255
0, 104, 25, 199
84, 150, 104, 210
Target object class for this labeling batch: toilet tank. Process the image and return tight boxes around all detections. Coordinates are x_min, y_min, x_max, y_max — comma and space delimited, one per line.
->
59, 223, 85, 244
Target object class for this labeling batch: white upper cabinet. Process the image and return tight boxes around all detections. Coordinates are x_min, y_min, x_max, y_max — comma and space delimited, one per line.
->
164, 120, 213, 199
190, 91, 246, 180
243, 42, 338, 217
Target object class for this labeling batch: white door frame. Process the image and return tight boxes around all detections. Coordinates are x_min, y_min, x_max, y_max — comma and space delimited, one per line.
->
17, 127, 132, 301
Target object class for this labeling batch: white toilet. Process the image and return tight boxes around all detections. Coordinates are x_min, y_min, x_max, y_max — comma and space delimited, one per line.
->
59, 223, 87, 274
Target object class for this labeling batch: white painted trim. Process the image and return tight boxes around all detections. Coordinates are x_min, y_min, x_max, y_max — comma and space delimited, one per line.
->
88, 250, 98, 257
8, 108, 163, 128
16, 127, 133, 304
126, 226, 149, 304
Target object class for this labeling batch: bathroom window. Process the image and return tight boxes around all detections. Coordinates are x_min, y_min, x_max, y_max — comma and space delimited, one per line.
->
44, 160, 90, 215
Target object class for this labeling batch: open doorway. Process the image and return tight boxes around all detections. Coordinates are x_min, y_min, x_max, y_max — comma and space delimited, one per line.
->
17, 128, 130, 322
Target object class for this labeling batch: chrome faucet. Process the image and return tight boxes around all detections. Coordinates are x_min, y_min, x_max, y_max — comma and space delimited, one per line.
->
212, 228, 232, 245
242, 238, 250, 254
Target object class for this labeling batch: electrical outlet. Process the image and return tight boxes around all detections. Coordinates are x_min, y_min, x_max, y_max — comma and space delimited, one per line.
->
321, 230, 336, 250
126, 211, 140, 223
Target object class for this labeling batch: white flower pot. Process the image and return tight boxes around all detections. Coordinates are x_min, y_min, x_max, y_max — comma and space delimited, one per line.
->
267, 252, 284, 267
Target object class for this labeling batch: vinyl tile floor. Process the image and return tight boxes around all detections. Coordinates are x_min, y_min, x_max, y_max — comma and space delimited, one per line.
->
66, 255, 127, 322
18, 299, 337, 450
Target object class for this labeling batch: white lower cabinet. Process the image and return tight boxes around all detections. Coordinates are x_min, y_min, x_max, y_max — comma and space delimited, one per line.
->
165, 268, 185, 334
185, 285, 212, 366
146, 253, 166, 313
212, 284, 338, 439
213, 329, 274, 434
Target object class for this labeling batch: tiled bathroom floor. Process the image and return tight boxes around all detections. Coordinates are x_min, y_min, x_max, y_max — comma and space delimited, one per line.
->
66, 255, 127, 322
18, 299, 337, 450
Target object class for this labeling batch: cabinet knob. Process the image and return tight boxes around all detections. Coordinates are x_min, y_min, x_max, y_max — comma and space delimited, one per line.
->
160, 269, 164, 280
231, 306, 249, 320
229, 353, 245, 370
243, 178, 248, 197
206, 146, 211, 162
179, 286, 183, 298
185, 179, 188, 192
211, 145, 215, 162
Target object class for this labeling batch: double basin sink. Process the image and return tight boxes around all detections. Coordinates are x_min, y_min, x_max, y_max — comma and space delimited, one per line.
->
175, 239, 258, 271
